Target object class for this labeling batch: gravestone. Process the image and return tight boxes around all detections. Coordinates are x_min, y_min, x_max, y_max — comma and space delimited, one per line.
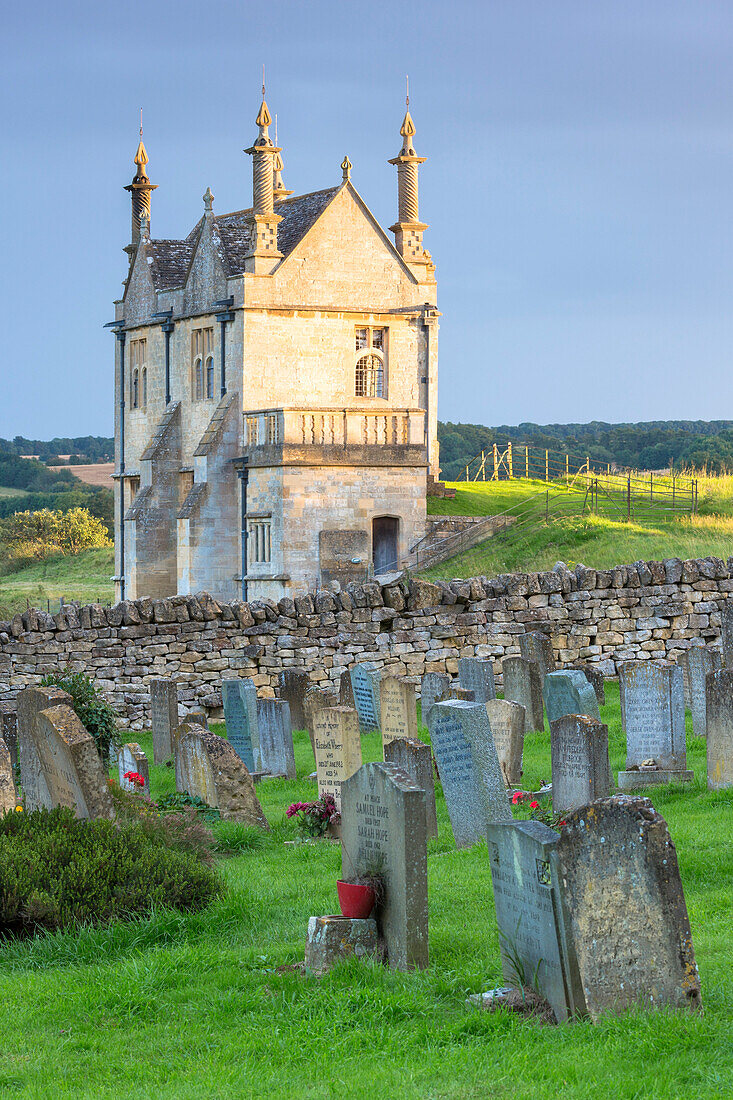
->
256, 698, 296, 780
118, 742, 150, 798
570, 664, 606, 707
485, 699, 525, 787
150, 679, 178, 764
427, 700, 510, 848
175, 725, 269, 826
543, 671, 601, 726
17, 685, 72, 810
384, 736, 438, 838
278, 669, 309, 731
303, 686, 338, 757
34, 704, 114, 819
350, 663, 381, 732
550, 715, 610, 813
222, 678, 259, 773
451, 687, 475, 702
458, 658, 496, 704
705, 669, 733, 789
380, 676, 418, 750
313, 706, 362, 809
502, 656, 544, 733
618, 662, 692, 787
341, 761, 428, 971
0, 737, 16, 813
183, 709, 208, 730
721, 602, 733, 668
518, 631, 555, 682
420, 672, 451, 726
0, 711, 18, 772
486, 821, 580, 1022
680, 648, 722, 739
554, 796, 702, 1020
339, 669, 355, 708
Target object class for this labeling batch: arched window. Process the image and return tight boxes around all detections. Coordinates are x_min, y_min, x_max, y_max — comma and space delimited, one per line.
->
205, 356, 215, 399
129, 338, 147, 410
355, 353, 384, 398
194, 358, 203, 400
141, 367, 147, 408
131, 369, 139, 409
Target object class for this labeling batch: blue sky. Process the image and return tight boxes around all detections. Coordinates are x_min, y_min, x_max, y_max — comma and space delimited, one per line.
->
2, 0, 732, 437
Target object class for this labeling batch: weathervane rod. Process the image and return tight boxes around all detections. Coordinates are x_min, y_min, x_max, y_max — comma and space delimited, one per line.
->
139, 107, 143, 138
262, 63, 266, 98
406, 74, 409, 107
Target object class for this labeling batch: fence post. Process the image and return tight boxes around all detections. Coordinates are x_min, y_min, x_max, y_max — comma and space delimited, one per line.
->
481, 451, 485, 481
507, 441, 513, 479
627, 474, 631, 522
525, 445, 529, 480
566, 453, 569, 481
546, 491, 549, 523
545, 450, 549, 482
672, 476, 675, 509
650, 472, 653, 502
465, 465, 469, 481
493, 443, 498, 480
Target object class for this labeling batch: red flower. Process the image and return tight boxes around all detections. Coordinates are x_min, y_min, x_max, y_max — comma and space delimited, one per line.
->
558, 820, 566, 827
530, 801, 539, 810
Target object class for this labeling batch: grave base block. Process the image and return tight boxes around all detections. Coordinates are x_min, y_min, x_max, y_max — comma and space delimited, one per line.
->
618, 769, 694, 789
304, 916, 378, 976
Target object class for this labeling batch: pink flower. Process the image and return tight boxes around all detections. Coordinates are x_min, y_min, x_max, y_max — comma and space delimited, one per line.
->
530, 801, 539, 810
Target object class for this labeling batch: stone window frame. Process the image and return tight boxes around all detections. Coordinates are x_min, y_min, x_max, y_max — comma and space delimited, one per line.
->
355, 326, 388, 399
191, 327, 215, 403
248, 516, 272, 565
130, 338, 147, 411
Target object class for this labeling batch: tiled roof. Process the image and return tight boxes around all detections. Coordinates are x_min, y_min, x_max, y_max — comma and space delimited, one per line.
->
145, 240, 195, 292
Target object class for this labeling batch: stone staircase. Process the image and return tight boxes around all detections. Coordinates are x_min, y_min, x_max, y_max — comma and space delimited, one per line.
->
404, 514, 515, 573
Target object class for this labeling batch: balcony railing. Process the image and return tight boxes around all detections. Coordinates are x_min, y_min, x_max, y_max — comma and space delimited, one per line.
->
242, 407, 426, 450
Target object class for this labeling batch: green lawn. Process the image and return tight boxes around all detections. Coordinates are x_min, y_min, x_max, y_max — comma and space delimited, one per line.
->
0, 547, 115, 617
0, 683, 729, 1099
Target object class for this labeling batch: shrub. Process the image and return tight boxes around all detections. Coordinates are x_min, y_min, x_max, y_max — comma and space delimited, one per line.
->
110, 784, 216, 865
0, 806, 221, 936
40, 670, 119, 763
156, 791, 221, 823
0, 506, 111, 571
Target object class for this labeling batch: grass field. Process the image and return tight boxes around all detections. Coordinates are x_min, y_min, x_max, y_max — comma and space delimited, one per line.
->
0, 547, 115, 617
0, 684, 729, 1099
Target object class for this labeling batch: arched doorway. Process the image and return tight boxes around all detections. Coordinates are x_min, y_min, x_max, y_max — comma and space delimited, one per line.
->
372, 516, 399, 575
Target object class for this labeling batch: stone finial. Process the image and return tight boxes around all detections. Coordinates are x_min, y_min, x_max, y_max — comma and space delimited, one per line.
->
272, 118, 293, 200
387, 88, 432, 275
203, 186, 214, 213
124, 124, 157, 256
244, 86, 283, 270
341, 154, 352, 182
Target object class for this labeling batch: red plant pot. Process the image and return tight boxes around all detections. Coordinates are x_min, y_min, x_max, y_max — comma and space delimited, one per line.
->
336, 880, 375, 919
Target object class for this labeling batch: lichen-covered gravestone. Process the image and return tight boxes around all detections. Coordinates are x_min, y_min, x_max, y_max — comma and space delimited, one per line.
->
554, 796, 702, 1020
721, 602, 733, 668
518, 631, 555, 683
502, 656, 544, 733
35, 704, 114, 819
18, 685, 72, 810
0, 711, 18, 772
118, 742, 150, 798
341, 761, 428, 971
0, 737, 16, 813
705, 669, 733, 789
278, 669, 309, 731
570, 663, 606, 707
550, 715, 610, 813
350, 663, 381, 732
485, 699, 525, 787
543, 670, 601, 726
150, 679, 178, 765
222, 678, 259, 773
458, 658, 496, 704
380, 676, 417, 751
338, 669, 355, 708
680, 648, 721, 739
384, 736, 438, 838
618, 662, 692, 788
175, 725, 269, 827
427, 700, 510, 848
313, 706, 362, 809
303, 687, 338, 757
256, 698, 296, 780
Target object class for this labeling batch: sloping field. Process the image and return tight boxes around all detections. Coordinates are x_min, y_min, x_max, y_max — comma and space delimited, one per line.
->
48, 463, 114, 488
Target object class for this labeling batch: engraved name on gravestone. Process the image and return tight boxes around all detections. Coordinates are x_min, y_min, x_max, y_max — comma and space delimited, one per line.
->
341, 762, 428, 971
485, 699, 525, 787
458, 658, 496, 705
554, 796, 702, 1020
502, 656, 544, 733
518, 632, 555, 683
175, 726, 269, 827
278, 669, 309, 731
721, 603, 733, 668
35, 704, 114, 819
543, 671, 601, 726
680, 648, 721, 739
618, 662, 691, 787
0, 736, 16, 813
550, 715, 610, 814
380, 676, 418, 750
705, 669, 733, 789
313, 706, 362, 809
222, 678, 259, 773
150, 679, 178, 765
18, 685, 72, 811
118, 743, 150, 798
350, 664, 380, 732
420, 672, 451, 726
303, 686, 338, 757
257, 698, 296, 780
384, 736, 438, 838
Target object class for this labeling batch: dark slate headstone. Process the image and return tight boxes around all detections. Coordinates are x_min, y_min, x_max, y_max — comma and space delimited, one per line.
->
420, 672, 451, 725
458, 658, 496, 704
543, 670, 600, 726
680, 648, 722, 738
0, 712, 18, 772
485, 699, 525, 787
554, 796, 702, 1020
705, 669, 733, 789
256, 698, 296, 780
721, 602, 733, 668
222, 678, 259, 773
518, 632, 555, 682
341, 761, 428, 971
278, 669, 309, 731
550, 715, 610, 813
150, 679, 178, 764
502, 656, 544, 732
427, 700, 510, 849
384, 736, 438, 838
618, 662, 691, 787
569, 663, 606, 707
350, 663, 381, 732
338, 669, 355, 708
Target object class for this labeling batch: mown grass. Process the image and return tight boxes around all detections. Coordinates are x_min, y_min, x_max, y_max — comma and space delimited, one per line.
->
0, 547, 115, 617
0, 684, 729, 1099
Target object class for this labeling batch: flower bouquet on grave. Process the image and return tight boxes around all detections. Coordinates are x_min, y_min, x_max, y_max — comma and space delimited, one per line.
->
286, 793, 340, 839
510, 790, 566, 831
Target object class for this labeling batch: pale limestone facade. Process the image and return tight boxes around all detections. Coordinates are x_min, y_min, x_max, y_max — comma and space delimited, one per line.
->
112, 99, 438, 603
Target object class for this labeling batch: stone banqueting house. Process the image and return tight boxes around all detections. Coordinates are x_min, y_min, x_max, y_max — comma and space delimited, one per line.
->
113, 90, 439, 605
1, 556, 731, 729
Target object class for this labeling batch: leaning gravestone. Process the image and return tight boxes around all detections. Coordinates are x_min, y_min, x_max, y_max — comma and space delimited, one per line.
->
485, 699, 525, 787
427, 700, 510, 848
680, 647, 722, 739
721, 602, 733, 668
150, 679, 178, 765
554, 796, 702, 1020
420, 672, 451, 726
278, 669, 309, 731
550, 715, 610, 814
502, 656, 544, 733
0, 737, 16, 813
313, 706, 362, 809
35, 704, 114, 819
570, 664, 606, 707
543, 671, 601, 726
118, 743, 150, 798
18, 685, 72, 810
341, 761, 428, 971
350, 663, 381, 732
519, 632, 555, 683
705, 669, 733, 789
175, 725, 269, 827
458, 658, 496, 705
380, 676, 418, 751
618, 662, 691, 788
222, 678, 259, 773
384, 736, 438, 838
256, 698, 296, 780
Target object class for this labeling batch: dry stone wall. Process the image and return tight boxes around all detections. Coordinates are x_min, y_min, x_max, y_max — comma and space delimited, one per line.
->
1, 555, 731, 729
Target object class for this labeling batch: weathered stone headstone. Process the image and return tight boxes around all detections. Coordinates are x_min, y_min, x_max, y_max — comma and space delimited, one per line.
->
458, 657, 496, 704
705, 669, 733, 789
427, 700, 511, 848
519, 631, 555, 682
554, 796, 702, 1020
150, 679, 178, 765
543, 670, 601, 726
350, 663, 381, 732
118, 742, 150, 798
420, 672, 451, 726
183, 709, 208, 730
485, 699, 525, 787
384, 736, 438, 838
0, 711, 18, 772
0, 737, 17, 813
18, 685, 72, 810
721, 602, 733, 668
550, 715, 610, 813
175, 725, 269, 826
222, 678, 259, 773
341, 761, 428, 971
380, 676, 418, 751
680, 647, 722, 738
35, 704, 114, 819
502, 656, 544, 732
451, 687, 475, 702
570, 663, 606, 707
303, 686, 338, 757
305, 916, 379, 976
313, 706, 362, 809
338, 668, 355, 708
256, 698, 296, 780
618, 662, 692, 787
278, 669, 309, 731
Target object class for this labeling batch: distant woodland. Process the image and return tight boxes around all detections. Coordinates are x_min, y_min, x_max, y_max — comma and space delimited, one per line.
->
0, 437, 114, 531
